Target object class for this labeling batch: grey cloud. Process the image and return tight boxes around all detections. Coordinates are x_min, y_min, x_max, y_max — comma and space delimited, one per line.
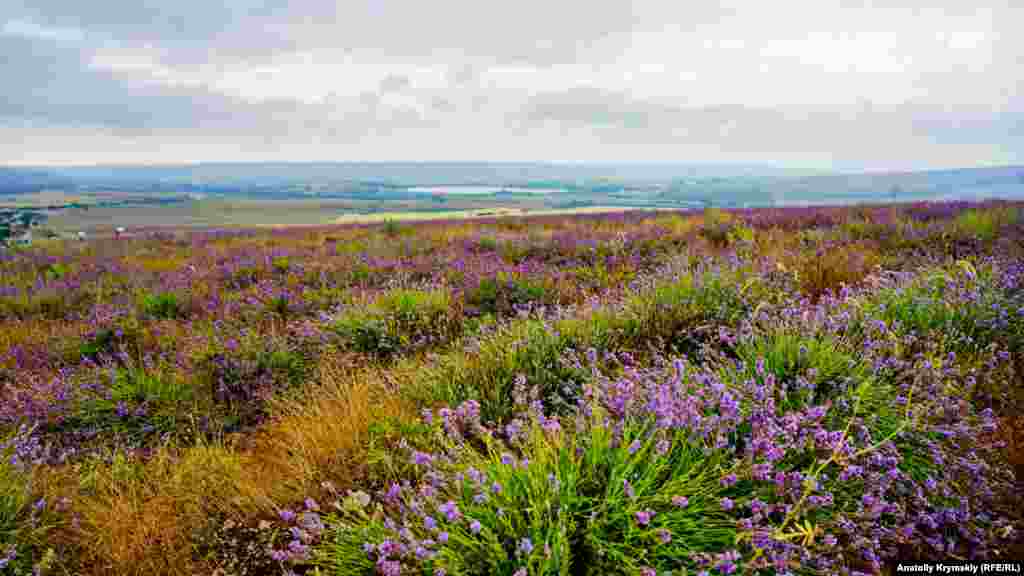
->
8, 0, 632, 69
379, 74, 411, 93
520, 86, 1024, 167
2, 0, 1022, 168
0, 34, 324, 134
429, 96, 456, 114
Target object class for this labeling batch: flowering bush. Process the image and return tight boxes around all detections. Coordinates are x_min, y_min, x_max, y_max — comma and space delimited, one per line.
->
316, 328, 1014, 575
1, 201, 1022, 574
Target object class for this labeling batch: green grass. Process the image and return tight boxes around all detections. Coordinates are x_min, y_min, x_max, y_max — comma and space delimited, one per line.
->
332, 289, 459, 359
319, 409, 739, 576
729, 330, 867, 411
140, 292, 184, 320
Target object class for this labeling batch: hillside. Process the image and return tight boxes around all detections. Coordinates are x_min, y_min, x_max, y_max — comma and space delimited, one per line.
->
0, 201, 1022, 574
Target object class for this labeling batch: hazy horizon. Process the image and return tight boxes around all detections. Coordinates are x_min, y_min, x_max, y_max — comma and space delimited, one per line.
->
5, 160, 1024, 180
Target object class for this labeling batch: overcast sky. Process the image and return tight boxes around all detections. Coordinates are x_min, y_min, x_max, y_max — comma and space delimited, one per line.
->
1, 1, 1021, 171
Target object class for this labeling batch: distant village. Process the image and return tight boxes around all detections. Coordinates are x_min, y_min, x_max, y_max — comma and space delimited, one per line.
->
0, 208, 51, 246
0, 208, 104, 247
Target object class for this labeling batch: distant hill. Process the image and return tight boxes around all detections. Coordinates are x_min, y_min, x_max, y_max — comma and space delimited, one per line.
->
1, 162, 1021, 206
0, 167, 76, 195
26, 162, 820, 187
780, 166, 1024, 203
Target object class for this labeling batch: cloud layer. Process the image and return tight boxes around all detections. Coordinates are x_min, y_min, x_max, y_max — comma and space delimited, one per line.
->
2, 1, 1021, 170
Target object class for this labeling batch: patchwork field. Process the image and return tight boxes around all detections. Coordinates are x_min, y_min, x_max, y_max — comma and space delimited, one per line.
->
1, 201, 1023, 575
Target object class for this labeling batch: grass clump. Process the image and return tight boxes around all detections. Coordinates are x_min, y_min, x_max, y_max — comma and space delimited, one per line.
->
316, 388, 738, 576
0, 429, 59, 575
465, 274, 548, 318
333, 289, 459, 359
789, 240, 881, 300
729, 330, 867, 411
140, 292, 184, 320
951, 207, 1018, 242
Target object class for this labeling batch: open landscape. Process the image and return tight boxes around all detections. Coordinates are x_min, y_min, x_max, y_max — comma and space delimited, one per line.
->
1, 200, 1023, 574
5, 0, 1024, 574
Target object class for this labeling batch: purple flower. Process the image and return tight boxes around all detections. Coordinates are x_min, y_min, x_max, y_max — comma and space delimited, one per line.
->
623, 479, 636, 499
412, 451, 434, 467
304, 497, 320, 512
377, 559, 402, 576
720, 497, 734, 511
641, 568, 657, 576
655, 439, 670, 455
469, 519, 482, 534
518, 538, 534, 555
656, 528, 672, 543
439, 500, 461, 522
438, 531, 449, 544
635, 509, 655, 526
279, 509, 296, 523
672, 495, 689, 508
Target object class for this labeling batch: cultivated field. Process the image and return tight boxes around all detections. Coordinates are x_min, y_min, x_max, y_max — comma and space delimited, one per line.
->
1, 202, 1023, 575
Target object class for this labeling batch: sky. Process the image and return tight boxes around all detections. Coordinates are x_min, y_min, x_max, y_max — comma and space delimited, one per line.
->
1, 0, 1021, 171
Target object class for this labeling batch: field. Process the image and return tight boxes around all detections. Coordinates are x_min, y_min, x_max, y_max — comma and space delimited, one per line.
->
1, 201, 1023, 575
43, 197, 565, 235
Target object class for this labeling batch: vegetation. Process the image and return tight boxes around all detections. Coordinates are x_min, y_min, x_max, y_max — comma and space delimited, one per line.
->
0, 200, 1022, 575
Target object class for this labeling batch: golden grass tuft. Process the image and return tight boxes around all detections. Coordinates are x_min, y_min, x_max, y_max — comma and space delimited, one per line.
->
250, 353, 416, 502
790, 240, 882, 300
67, 444, 246, 575
59, 352, 415, 575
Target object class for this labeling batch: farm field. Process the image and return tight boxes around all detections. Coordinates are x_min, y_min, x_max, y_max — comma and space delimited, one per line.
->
1, 201, 1023, 575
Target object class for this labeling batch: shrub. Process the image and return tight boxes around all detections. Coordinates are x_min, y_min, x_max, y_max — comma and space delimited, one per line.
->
477, 237, 499, 252
624, 267, 758, 357
74, 444, 247, 576
333, 289, 459, 359
420, 320, 590, 423
790, 241, 881, 300
272, 256, 291, 274
229, 266, 261, 289
465, 274, 548, 318
319, 337, 1012, 575
729, 330, 867, 411
699, 208, 751, 247
952, 209, 998, 241
0, 428, 55, 575
333, 315, 401, 359
78, 316, 144, 361
316, 393, 737, 576
382, 219, 404, 238
140, 292, 183, 320
197, 340, 312, 431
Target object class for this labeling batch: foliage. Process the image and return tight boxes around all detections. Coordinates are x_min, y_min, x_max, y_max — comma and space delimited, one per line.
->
1, 200, 1022, 574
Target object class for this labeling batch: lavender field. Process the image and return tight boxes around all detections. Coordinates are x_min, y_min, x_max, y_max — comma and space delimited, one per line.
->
1, 201, 1023, 575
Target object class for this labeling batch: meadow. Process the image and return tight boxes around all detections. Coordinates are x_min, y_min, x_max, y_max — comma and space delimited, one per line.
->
1, 201, 1023, 575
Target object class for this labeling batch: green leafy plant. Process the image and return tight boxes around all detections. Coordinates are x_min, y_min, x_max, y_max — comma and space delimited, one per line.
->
141, 292, 183, 320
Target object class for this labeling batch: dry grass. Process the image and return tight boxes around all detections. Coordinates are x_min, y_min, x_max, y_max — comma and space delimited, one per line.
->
56, 352, 415, 575
249, 354, 416, 503
791, 240, 882, 300
65, 444, 246, 575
